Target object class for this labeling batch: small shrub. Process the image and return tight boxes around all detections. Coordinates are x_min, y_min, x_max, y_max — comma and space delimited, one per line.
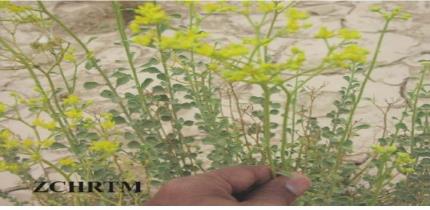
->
0, 1, 428, 205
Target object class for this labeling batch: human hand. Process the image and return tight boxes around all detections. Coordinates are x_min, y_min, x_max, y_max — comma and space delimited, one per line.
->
146, 165, 311, 206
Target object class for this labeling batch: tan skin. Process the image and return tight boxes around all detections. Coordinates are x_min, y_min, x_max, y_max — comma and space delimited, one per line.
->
146, 165, 311, 206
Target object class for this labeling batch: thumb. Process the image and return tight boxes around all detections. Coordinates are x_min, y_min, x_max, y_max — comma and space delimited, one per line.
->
242, 173, 311, 205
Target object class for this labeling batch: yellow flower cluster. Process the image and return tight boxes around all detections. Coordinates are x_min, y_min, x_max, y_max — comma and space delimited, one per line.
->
315, 27, 335, 39
0, 130, 19, 150
0, 1, 31, 13
315, 27, 361, 40
132, 30, 156, 46
0, 102, 6, 115
327, 44, 369, 68
257, 2, 285, 13
63, 47, 76, 63
32, 117, 57, 131
65, 108, 83, 120
338, 28, 362, 40
1, 129, 54, 152
100, 113, 116, 130
372, 144, 397, 155
90, 140, 120, 156
286, 47, 306, 71
285, 8, 310, 33
215, 43, 249, 59
63, 95, 80, 106
58, 157, 76, 168
220, 47, 305, 84
395, 152, 415, 174
201, 2, 237, 14
160, 29, 208, 50
370, 5, 412, 21
129, 3, 168, 33
0, 160, 20, 173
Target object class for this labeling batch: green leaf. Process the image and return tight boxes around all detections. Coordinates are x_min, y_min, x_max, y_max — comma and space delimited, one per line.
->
84, 81, 100, 89
184, 120, 194, 126
127, 141, 140, 149
157, 73, 167, 81
152, 85, 165, 93
116, 76, 130, 87
124, 132, 136, 141
355, 124, 370, 130
173, 84, 187, 92
142, 67, 160, 74
100, 89, 115, 99
143, 57, 159, 67
51, 142, 67, 149
250, 96, 264, 104
85, 60, 94, 70
113, 116, 126, 124
141, 78, 154, 89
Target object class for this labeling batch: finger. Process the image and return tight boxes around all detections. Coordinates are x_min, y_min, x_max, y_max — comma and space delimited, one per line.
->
243, 173, 311, 205
205, 165, 272, 194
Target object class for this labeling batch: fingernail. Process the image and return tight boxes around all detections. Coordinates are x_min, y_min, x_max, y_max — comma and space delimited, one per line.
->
285, 173, 311, 196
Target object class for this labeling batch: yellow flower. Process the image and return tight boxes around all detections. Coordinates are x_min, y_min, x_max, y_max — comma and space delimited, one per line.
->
339, 44, 368, 63
202, 2, 237, 13
90, 140, 120, 156
222, 70, 248, 82
215, 43, 249, 58
134, 3, 168, 25
83, 117, 96, 129
0, 1, 10, 9
65, 108, 83, 120
63, 95, 80, 106
370, 5, 411, 21
395, 152, 415, 174
160, 29, 208, 50
0, 161, 20, 173
30, 153, 42, 162
286, 7, 309, 20
101, 120, 115, 130
22, 138, 34, 149
6, 3, 31, 13
285, 47, 306, 70
58, 157, 76, 168
0, 102, 6, 115
2, 138, 20, 150
0, 161, 7, 171
338, 28, 361, 40
0, 129, 12, 140
63, 48, 76, 63
400, 12, 412, 20
32, 118, 57, 130
284, 8, 309, 34
328, 44, 368, 67
372, 144, 397, 155
132, 30, 156, 46
129, 21, 141, 33
221, 61, 289, 85
369, 5, 382, 13
40, 138, 55, 149
257, 2, 280, 13
101, 112, 115, 130
315, 27, 335, 39
195, 44, 216, 56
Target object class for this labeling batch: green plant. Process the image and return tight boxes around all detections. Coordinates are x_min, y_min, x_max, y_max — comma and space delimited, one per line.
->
0, 1, 427, 205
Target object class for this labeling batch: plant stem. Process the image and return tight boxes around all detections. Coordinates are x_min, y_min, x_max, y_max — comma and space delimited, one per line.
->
261, 84, 275, 173
335, 18, 392, 170
410, 64, 429, 143
280, 86, 291, 168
